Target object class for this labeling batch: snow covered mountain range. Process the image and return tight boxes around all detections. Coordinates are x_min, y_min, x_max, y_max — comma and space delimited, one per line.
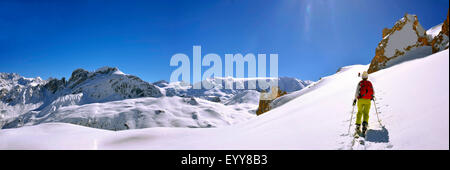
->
0, 67, 312, 130
154, 77, 312, 103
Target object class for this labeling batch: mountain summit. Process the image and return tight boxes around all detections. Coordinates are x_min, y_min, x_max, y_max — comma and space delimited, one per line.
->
368, 13, 429, 73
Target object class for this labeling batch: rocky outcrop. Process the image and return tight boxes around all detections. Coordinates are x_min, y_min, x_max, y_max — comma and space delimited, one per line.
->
66, 66, 162, 101
368, 13, 429, 74
256, 86, 287, 116
67, 69, 89, 89
44, 78, 66, 94
368, 10, 449, 74
431, 9, 449, 53
0, 88, 7, 99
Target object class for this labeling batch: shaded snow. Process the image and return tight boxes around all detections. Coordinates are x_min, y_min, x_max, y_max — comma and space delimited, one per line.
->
383, 14, 425, 59
383, 46, 432, 69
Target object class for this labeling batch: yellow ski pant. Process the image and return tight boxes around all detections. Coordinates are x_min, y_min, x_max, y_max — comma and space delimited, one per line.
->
356, 98, 371, 125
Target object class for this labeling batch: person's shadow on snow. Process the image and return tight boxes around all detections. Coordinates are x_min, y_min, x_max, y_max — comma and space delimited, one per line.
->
366, 126, 389, 143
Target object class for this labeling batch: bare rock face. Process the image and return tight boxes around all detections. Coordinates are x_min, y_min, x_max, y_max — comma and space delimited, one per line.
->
431, 9, 449, 53
67, 69, 89, 89
368, 13, 429, 74
256, 86, 287, 116
44, 78, 66, 94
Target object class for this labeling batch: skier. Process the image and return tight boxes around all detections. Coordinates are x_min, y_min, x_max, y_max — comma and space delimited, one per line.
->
352, 71, 375, 136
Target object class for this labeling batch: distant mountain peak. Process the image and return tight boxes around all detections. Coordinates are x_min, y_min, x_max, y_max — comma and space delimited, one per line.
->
1, 66, 162, 112
94, 66, 124, 75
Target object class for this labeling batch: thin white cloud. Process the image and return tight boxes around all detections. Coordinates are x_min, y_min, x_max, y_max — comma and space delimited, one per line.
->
303, 1, 313, 41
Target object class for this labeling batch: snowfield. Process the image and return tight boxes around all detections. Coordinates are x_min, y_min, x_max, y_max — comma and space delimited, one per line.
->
2, 96, 256, 130
1, 49, 447, 150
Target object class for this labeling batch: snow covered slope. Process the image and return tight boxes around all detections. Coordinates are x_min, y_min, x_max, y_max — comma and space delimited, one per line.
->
427, 23, 443, 40
2, 96, 254, 130
1, 49, 447, 150
0, 73, 47, 124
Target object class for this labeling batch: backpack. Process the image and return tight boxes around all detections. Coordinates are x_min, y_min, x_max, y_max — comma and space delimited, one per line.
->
358, 80, 374, 100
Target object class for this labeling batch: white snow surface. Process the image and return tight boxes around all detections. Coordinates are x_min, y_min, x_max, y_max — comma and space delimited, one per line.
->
1, 49, 447, 150
426, 23, 443, 41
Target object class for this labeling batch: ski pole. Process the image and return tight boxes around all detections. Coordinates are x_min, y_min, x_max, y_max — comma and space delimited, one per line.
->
347, 103, 355, 135
373, 99, 384, 127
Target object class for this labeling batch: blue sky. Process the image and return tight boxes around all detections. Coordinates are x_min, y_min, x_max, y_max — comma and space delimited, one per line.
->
0, 0, 448, 82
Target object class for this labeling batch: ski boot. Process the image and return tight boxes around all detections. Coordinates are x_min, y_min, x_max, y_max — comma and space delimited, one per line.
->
354, 124, 362, 137
361, 121, 368, 137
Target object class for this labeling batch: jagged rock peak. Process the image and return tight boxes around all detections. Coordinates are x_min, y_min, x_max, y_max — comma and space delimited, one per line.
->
69, 67, 124, 82
94, 66, 123, 75
368, 13, 428, 74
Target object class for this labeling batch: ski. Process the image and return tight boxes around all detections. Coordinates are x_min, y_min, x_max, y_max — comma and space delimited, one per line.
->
354, 132, 360, 138
350, 131, 360, 150
359, 129, 368, 150
350, 129, 368, 150
359, 136, 365, 145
